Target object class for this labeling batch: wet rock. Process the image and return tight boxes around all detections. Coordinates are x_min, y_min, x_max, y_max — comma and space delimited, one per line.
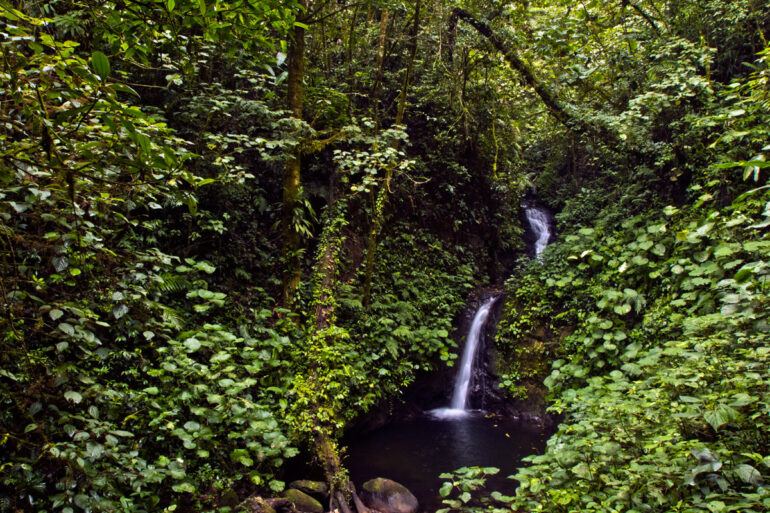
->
237, 496, 277, 513
360, 478, 418, 513
221, 490, 240, 508
285, 489, 324, 513
288, 480, 329, 499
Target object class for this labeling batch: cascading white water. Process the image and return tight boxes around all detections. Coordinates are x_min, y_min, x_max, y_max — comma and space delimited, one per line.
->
430, 296, 498, 419
451, 297, 497, 409
524, 205, 552, 257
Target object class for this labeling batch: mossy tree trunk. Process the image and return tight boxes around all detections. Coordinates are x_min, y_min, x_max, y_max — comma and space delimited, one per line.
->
447, 7, 633, 160
282, 18, 307, 308
362, 0, 421, 307
290, 199, 369, 513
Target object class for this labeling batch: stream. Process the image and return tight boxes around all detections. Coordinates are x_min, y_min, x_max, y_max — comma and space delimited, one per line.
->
346, 203, 555, 512
345, 414, 550, 512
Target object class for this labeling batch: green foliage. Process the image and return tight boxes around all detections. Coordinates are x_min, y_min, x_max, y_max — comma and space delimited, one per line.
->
5, 0, 770, 512
437, 466, 514, 513
492, 141, 770, 513
289, 223, 479, 445
0, 7, 303, 511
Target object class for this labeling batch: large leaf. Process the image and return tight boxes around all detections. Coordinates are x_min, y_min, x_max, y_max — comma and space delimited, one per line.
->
91, 51, 110, 79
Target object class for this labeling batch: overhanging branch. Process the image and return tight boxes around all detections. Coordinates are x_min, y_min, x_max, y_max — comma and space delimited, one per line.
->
448, 8, 587, 135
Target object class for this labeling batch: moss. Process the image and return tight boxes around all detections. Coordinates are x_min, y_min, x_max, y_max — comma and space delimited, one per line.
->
285, 489, 324, 513
288, 480, 329, 498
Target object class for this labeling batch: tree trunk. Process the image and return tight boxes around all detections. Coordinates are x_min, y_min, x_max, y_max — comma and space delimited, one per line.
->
371, 8, 390, 129
346, 2, 361, 115
362, 0, 421, 307
395, 0, 421, 128
303, 202, 367, 513
281, 23, 306, 308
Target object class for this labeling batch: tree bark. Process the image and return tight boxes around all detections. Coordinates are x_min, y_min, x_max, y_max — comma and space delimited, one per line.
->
395, 0, 421, 128
346, 2, 361, 113
448, 8, 573, 128
304, 203, 368, 513
281, 23, 306, 308
371, 8, 391, 129
447, 7, 630, 151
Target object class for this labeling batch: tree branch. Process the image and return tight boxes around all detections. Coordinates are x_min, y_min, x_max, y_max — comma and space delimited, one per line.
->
447, 8, 622, 147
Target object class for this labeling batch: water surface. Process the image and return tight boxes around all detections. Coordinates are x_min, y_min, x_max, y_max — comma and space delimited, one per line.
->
345, 412, 550, 512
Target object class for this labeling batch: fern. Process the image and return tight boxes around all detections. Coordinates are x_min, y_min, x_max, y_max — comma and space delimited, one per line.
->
151, 273, 192, 294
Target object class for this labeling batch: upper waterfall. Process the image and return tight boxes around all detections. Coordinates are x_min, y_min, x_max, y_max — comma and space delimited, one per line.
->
524, 204, 553, 257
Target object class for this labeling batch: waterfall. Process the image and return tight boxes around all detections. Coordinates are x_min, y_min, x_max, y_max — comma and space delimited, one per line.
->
430, 296, 499, 419
524, 204, 552, 257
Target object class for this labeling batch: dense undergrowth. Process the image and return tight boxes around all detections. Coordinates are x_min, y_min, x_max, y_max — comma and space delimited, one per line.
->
0, 4, 488, 511
480, 47, 770, 513
2, 0, 770, 512
502, 186, 770, 513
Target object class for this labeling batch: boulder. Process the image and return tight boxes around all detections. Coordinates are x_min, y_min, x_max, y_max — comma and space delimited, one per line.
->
237, 496, 277, 513
360, 478, 418, 513
288, 480, 329, 499
220, 490, 240, 508
285, 489, 324, 513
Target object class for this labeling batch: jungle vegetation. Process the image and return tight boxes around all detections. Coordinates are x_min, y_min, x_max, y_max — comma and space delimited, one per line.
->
1, 0, 769, 512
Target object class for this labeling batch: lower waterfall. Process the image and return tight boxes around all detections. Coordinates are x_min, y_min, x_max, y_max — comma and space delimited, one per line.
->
430, 296, 499, 419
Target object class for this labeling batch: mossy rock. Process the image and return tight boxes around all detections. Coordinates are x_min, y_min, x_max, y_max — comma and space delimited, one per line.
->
288, 480, 329, 499
285, 489, 324, 513
360, 478, 418, 513
221, 490, 240, 508
237, 496, 277, 513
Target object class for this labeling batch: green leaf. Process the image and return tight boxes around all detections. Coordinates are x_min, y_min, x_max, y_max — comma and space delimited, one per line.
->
112, 303, 129, 319
184, 421, 201, 432
109, 430, 134, 437
703, 405, 737, 431
49, 309, 64, 320
53, 255, 68, 271
735, 464, 762, 485
571, 462, 590, 478
613, 304, 631, 315
734, 267, 754, 282
172, 482, 196, 493
111, 83, 140, 97
269, 480, 285, 492
184, 337, 202, 352
91, 51, 110, 79
385, 340, 399, 358
86, 442, 105, 459
74, 494, 90, 509
64, 390, 82, 404
651, 243, 667, 256
195, 261, 216, 274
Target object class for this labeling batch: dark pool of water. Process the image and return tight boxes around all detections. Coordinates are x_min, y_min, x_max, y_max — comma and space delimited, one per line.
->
344, 412, 551, 512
